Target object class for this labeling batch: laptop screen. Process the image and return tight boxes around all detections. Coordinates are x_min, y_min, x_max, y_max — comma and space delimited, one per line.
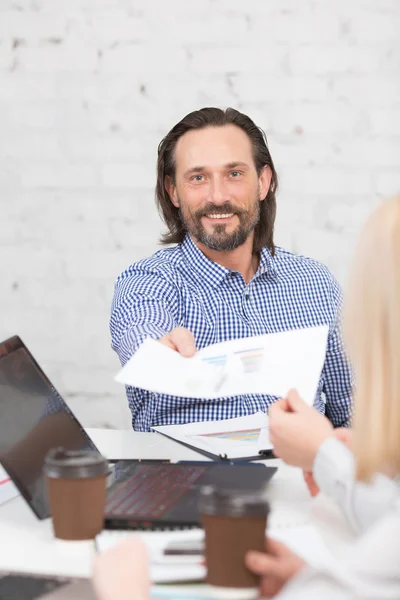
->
0, 336, 100, 519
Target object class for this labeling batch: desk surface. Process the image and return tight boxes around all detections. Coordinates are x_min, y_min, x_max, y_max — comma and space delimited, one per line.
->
0, 429, 356, 581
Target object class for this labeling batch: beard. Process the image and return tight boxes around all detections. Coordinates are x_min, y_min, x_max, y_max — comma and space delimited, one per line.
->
178, 199, 261, 252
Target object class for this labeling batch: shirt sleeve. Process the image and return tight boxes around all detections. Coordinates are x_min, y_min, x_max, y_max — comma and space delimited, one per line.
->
313, 438, 400, 534
321, 276, 354, 427
110, 269, 179, 366
275, 502, 400, 600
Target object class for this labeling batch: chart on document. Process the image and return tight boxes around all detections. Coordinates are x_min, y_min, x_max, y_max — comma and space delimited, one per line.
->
201, 346, 264, 374
199, 428, 262, 443
154, 413, 272, 460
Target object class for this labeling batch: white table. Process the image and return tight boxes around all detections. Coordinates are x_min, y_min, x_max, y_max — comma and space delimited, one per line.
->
0, 429, 356, 582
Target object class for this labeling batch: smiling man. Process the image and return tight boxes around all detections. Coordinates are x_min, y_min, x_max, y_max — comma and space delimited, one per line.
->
110, 107, 353, 431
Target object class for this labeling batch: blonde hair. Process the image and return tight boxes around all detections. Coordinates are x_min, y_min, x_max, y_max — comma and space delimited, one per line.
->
344, 196, 400, 482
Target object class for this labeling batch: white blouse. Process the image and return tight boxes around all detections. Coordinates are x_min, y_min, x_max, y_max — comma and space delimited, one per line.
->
275, 439, 400, 599
313, 438, 399, 534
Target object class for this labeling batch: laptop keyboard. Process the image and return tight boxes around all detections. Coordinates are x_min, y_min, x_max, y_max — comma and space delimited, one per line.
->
106, 464, 207, 518
0, 574, 69, 600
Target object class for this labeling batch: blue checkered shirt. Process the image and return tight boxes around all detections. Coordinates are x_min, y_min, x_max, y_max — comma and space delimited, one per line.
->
110, 235, 353, 431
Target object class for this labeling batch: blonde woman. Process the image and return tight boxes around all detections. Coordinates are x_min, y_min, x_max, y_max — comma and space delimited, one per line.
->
245, 195, 400, 598
93, 197, 400, 599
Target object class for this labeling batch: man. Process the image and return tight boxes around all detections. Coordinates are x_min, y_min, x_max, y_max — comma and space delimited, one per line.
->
110, 107, 352, 431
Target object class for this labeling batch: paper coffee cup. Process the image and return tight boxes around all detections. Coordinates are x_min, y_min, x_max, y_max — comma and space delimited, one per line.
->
199, 485, 269, 598
44, 447, 108, 541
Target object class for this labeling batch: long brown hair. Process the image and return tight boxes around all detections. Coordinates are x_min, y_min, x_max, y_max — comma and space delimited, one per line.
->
156, 107, 278, 254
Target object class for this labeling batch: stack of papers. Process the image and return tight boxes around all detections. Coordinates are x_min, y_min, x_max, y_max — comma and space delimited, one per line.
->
116, 325, 328, 405
97, 523, 335, 587
96, 529, 206, 584
153, 412, 271, 460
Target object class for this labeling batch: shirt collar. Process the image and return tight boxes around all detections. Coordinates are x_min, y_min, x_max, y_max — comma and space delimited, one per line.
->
180, 234, 277, 288
257, 245, 277, 280
181, 235, 230, 288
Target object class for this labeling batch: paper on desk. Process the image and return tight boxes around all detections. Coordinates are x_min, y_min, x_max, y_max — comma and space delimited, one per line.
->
97, 523, 334, 592
116, 325, 329, 405
270, 524, 335, 570
96, 529, 206, 584
153, 412, 271, 459
150, 525, 335, 600
149, 525, 335, 598
0, 464, 19, 506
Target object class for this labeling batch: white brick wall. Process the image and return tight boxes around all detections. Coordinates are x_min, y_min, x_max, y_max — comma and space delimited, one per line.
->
1, 0, 399, 428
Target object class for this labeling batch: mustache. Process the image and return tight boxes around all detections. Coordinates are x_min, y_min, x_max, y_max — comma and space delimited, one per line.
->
195, 203, 245, 218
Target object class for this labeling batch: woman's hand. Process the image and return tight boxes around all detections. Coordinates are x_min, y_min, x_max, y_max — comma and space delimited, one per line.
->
333, 427, 353, 450
246, 537, 306, 598
269, 389, 334, 471
303, 470, 320, 497
92, 539, 149, 600
302, 427, 354, 497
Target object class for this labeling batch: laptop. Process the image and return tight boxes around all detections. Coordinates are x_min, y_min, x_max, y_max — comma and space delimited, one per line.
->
0, 572, 96, 600
0, 336, 277, 530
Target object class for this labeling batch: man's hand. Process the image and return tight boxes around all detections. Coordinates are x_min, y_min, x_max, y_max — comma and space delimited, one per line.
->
158, 327, 196, 357
245, 538, 306, 598
92, 539, 149, 600
269, 389, 334, 471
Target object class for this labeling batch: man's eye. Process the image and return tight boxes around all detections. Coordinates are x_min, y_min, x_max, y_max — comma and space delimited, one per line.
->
230, 171, 241, 178
192, 175, 204, 182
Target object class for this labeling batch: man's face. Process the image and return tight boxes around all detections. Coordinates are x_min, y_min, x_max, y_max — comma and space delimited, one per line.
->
167, 125, 270, 251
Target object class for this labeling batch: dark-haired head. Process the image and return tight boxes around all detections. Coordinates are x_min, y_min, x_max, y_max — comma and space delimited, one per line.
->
156, 107, 278, 254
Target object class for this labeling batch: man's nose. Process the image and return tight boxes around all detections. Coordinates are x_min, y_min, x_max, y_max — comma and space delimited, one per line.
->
208, 177, 230, 205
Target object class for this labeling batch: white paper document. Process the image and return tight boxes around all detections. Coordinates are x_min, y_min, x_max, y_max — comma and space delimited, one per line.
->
97, 523, 334, 588
96, 529, 206, 584
0, 464, 19, 506
149, 525, 335, 596
116, 325, 328, 404
153, 412, 271, 459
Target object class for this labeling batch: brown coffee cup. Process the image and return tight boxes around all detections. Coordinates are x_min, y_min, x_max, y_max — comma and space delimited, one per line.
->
199, 486, 269, 599
43, 447, 109, 541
